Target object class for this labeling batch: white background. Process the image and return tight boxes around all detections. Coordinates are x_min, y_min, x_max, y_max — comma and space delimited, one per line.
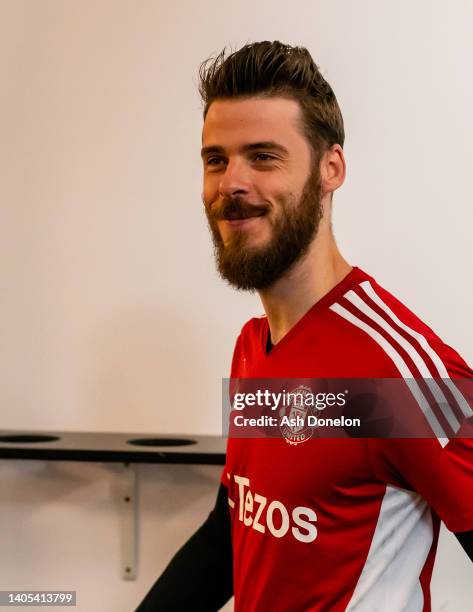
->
1, 1, 472, 610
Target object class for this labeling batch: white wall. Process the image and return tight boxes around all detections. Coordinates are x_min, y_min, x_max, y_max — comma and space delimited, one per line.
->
1, 1, 472, 610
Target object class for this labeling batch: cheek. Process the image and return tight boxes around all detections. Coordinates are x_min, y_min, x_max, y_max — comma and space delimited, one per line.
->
202, 176, 219, 207
261, 195, 293, 230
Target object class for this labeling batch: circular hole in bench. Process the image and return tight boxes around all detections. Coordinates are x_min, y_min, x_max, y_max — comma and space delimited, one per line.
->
126, 437, 196, 447
0, 434, 60, 444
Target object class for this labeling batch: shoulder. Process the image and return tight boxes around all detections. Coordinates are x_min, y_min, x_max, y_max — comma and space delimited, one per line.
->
230, 314, 266, 355
328, 269, 472, 378
236, 314, 267, 343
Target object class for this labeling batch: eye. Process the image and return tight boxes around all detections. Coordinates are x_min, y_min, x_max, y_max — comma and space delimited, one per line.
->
253, 153, 276, 162
206, 156, 225, 166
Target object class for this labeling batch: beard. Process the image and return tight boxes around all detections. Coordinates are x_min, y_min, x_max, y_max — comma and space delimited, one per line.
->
204, 166, 323, 291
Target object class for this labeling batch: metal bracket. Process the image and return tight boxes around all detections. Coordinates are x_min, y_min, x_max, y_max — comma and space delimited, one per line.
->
120, 463, 137, 580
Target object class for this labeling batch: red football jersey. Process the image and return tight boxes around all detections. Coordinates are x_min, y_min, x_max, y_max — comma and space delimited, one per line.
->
221, 266, 473, 611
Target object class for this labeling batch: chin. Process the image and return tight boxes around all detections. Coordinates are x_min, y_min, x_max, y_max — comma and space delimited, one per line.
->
224, 237, 269, 255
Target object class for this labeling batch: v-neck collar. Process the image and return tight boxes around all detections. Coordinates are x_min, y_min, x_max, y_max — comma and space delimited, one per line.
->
260, 266, 368, 357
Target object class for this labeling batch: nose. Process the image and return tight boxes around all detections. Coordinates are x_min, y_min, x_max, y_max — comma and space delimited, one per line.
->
218, 158, 251, 199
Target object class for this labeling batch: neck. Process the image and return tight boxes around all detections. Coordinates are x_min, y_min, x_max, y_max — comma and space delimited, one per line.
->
258, 212, 352, 346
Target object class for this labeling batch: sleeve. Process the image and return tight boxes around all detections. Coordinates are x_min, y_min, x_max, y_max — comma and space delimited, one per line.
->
135, 328, 245, 610
368, 435, 473, 532
135, 483, 233, 611
368, 349, 473, 533
455, 530, 473, 560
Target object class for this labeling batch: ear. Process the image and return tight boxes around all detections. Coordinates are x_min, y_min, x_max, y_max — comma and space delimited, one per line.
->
319, 144, 346, 196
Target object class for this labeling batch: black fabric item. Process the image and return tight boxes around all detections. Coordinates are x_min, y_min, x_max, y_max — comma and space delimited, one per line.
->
135, 483, 233, 611
455, 529, 473, 562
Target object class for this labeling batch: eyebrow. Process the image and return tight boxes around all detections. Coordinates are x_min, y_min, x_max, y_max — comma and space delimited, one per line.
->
200, 141, 290, 159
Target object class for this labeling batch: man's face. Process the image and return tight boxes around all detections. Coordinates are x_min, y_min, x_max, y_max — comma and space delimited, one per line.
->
201, 97, 323, 290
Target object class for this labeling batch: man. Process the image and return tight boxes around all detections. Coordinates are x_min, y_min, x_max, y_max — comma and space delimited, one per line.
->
137, 41, 473, 611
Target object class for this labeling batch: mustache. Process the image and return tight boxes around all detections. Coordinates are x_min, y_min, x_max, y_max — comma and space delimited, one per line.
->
211, 198, 270, 221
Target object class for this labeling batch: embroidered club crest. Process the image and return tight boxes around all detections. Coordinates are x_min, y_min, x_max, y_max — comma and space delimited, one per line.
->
279, 385, 317, 445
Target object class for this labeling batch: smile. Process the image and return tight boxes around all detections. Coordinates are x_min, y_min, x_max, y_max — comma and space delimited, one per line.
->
222, 215, 266, 229
222, 209, 267, 220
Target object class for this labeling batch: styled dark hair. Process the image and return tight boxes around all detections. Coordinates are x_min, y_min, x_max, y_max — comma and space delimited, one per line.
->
198, 41, 345, 161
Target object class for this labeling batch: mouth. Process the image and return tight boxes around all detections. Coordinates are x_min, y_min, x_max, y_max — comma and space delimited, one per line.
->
212, 200, 270, 234
221, 210, 267, 230
222, 209, 267, 221
223, 217, 262, 230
